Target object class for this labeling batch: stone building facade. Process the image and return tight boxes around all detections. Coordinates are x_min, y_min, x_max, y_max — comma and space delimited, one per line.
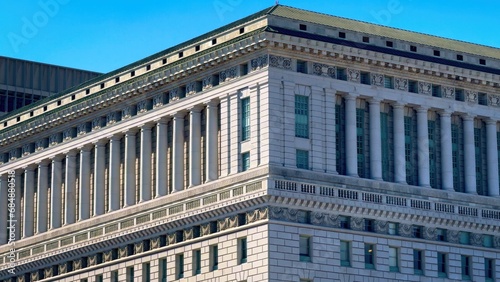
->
0, 5, 499, 282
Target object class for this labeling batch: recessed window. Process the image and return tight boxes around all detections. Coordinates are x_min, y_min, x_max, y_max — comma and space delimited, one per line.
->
364, 219, 374, 232
162, 58, 167, 64
455, 89, 465, 101
195, 45, 200, 52
111, 270, 119, 282
299, 235, 311, 262
364, 244, 375, 269
413, 250, 424, 275
43, 106, 47, 112
296, 150, 309, 169
457, 54, 464, 61
100, 83, 105, 89
483, 235, 493, 248
159, 258, 167, 282
410, 45, 417, 52
295, 95, 309, 138
340, 241, 351, 266
297, 60, 308, 74
432, 85, 441, 97
240, 63, 248, 76
336, 68, 347, 80
239, 27, 245, 34
384, 76, 394, 89
437, 229, 446, 241
242, 152, 250, 172
388, 222, 398, 235
461, 255, 472, 280
299, 24, 307, 31
95, 274, 103, 282
412, 225, 423, 238
176, 254, 184, 279
339, 31, 346, 38
212, 38, 217, 45
210, 245, 219, 271
71, 95, 76, 100
131, 70, 135, 77
485, 258, 495, 281
362, 36, 370, 43
238, 237, 248, 264
16, 116, 20, 122
339, 216, 350, 229
360, 72, 370, 85
86, 89, 90, 94
241, 97, 250, 141
478, 92, 488, 105
142, 263, 150, 282
193, 249, 201, 275
178, 51, 184, 58
386, 41, 393, 47
437, 252, 447, 278
433, 50, 441, 56
409, 80, 418, 93
126, 266, 134, 282
389, 247, 399, 272
30, 111, 34, 117
115, 77, 120, 83
57, 100, 61, 105
3, 122, 7, 127
146, 64, 151, 71
480, 58, 486, 65
459, 232, 471, 244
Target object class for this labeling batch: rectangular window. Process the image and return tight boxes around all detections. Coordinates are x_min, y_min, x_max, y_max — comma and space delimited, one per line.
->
176, 254, 184, 279
340, 241, 351, 266
386, 41, 394, 47
111, 270, 119, 282
461, 255, 472, 280
364, 219, 374, 232
484, 234, 493, 247
455, 89, 465, 101
299, 235, 311, 262
238, 237, 248, 264
241, 97, 250, 141
408, 80, 418, 93
210, 244, 219, 271
299, 24, 307, 31
296, 149, 309, 169
159, 258, 167, 282
364, 244, 375, 269
437, 228, 446, 241
432, 85, 441, 97
412, 225, 423, 238
339, 31, 346, 38
241, 152, 250, 172
362, 36, 370, 43
413, 250, 423, 275
485, 258, 495, 281
459, 232, 470, 245
410, 45, 417, 52
142, 263, 150, 282
388, 222, 398, 235
384, 76, 394, 89
336, 68, 347, 81
339, 216, 350, 229
389, 247, 399, 272
126, 266, 134, 282
295, 95, 309, 138
193, 249, 201, 275
95, 274, 103, 282
297, 60, 308, 74
437, 252, 447, 278
240, 63, 248, 76
479, 92, 488, 105
360, 72, 370, 85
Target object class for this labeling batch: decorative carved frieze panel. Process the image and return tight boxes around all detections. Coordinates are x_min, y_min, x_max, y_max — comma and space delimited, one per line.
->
167, 233, 178, 245
398, 223, 412, 237
87, 255, 98, 266
63, 128, 74, 141
49, 134, 60, 147
73, 259, 82, 271
447, 230, 460, 244
494, 236, 500, 248
220, 66, 237, 82
103, 250, 113, 262
203, 76, 213, 89
418, 82, 432, 95
35, 139, 46, 152
106, 112, 117, 125
77, 123, 88, 136
350, 217, 364, 231
269, 55, 292, 70
134, 242, 144, 254
471, 233, 483, 247
251, 55, 268, 71
246, 207, 268, 224
150, 237, 161, 250
169, 89, 180, 102
22, 143, 32, 156
58, 263, 67, 274
371, 73, 384, 86
8, 149, 17, 161
137, 100, 148, 114
311, 212, 339, 227
347, 69, 360, 83
30, 272, 39, 281
118, 246, 129, 258
375, 220, 388, 234
442, 86, 455, 99
184, 228, 194, 240
423, 227, 436, 240
92, 117, 103, 130
153, 94, 164, 109
466, 90, 478, 103
395, 77, 408, 91
122, 106, 132, 120
488, 94, 500, 107
312, 63, 336, 78
44, 268, 53, 278
186, 82, 197, 96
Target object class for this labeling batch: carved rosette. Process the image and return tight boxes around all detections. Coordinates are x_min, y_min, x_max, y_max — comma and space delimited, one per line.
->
63, 128, 73, 141
442, 86, 455, 99
447, 230, 460, 244
202, 76, 213, 89
251, 55, 268, 71
269, 55, 292, 70
375, 220, 388, 234
122, 106, 132, 120
398, 223, 412, 237
311, 211, 325, 225
106, 112, 116, 125
169, 89, 180, 102
92, 117, 102, 130
371, 73, 384, 86
466, 90, 478, 103
350, 217, 364, 231
137, 100, 148, 114
423, 227, 436, 240
488, 94, 500, 107
347, 69, 360, 83
312, 63, 335, 78
22, 143, 31, 156
418, 82, 432, 95
395, 77, 408, 91
471, 233, 483, 246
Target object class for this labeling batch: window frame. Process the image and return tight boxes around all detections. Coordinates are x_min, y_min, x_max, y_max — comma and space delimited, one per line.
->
299, 235, 312, 262
364, 243, 376, 269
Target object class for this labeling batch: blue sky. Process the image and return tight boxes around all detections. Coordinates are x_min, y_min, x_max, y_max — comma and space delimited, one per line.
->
1, 0, 498, 73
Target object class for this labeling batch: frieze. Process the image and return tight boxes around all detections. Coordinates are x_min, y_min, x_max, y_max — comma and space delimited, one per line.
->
77, 123, 88, 136
35, 139, 46, 151
22, 143, 32, 156
92, 117, 103, 130
423, 227, 436, 240
470, 233, 483, 247
371, 73, 384, 87
347, 69, 360, 83
118, 246, 129, 258
395, 77, 408, 91
134, 242, 144, 254
220, 66, 237, 82
418, 82, 431, 95
122, 106, 132, 120
150, 237, 161, 250
58, 263, 67, 274
106, 112, 117, 125
442, 86, 455, 99
9, 149, 17, 160
202, 76, 213, 89
312, 63, 335, 78
186, 82, 197, 96
18, 276, 25, 282
49, 134, 60, 147
466, 90, 478, 103
269, 55, 292, 70
63, 128, 74, 141
246, 207, 268, 224
153, 94, 164, 109
167, 232, 178, 245
488, 94, 500, 107
103, 250, 113, 262
447, 230, 460, 244
44, 267, 53, 278
30, 272, 39, 281
184, 228, 194, 240
494, 236, 500, 248
87, 255, 98, 266
169, 89, 180, 102
375, 220, 388, 234
350, 217, 364, 231
137, 100, 148, 114
398, 223, 412, 237
250, 55, 268, 71
73, 259, 82, 271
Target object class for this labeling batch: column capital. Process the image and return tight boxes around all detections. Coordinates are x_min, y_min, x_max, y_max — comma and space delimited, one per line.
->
35, 159, 51, 166
462, 114, 475, 121
139, 123, 154, 131
416, 106, 429, 113
344, 94, 358, 100
203, 99, 219, 107
188, 105, 204, 113
439, 109, 453, 117
153, 116, 170, 124
123, 128, 139, 135
49, 154, 65, 162
485, 118, 498, 125
63, 150, 78, 157
171, 111, 186, 119
77, 144, 93, 152
107, 133, 124, 141
392, 102, 405, 109
92, 139, 108, 146
369, 97, 383, 104
22, 164, 37, 171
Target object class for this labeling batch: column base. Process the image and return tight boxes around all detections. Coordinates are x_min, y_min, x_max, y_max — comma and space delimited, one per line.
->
372, 177, 383, 181
347, 173, 359, 178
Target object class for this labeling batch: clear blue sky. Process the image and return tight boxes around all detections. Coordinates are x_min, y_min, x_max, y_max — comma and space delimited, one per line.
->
1, 0, 498, 73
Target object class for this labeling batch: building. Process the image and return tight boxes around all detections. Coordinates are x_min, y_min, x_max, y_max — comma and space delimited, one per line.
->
0, 56, 101, 116
1, 4, 500, 282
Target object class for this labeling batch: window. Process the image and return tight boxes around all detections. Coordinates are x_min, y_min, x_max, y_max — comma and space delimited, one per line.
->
299, 235, 311, 262
162, 58, 167, 64
126, 266, 134, 282
241, 97, 250, 141
484, 234, 493, 247
434, 50, 441, 56
455, 88, 465, 101
485, 258, 495, 281
30, 111, 34, 116
457, 54, 464, 61
480, 58, 486, 65
412, 225, 423, 238
95, 274, 103, 282
339, 216, 350, 229
297, 60, 308, 74
142, 263, 150, 282
413, 250, 423, 275
437, 252, 447, 278
388, 223, 398, 235
459, 232, 470, 245
80, 279, 88, 282
241, 152, 250, 172
360, 72, 370, 85
159, 258, 167, 282
408, 80, 418, 93
362, 36, 369, 43
364, 219, 374, 232
240, 63, 248, 76
176, 254, 184, 279
295, 95, 309, 138
478, 92, 488, 105
111, 270, 119, 282
339, 31, 346, 38
238, 237, 247, 264
193, 249, 201, 275
437, 228, 446, 241
336, 68, 347, 80
212, 38, 217, 45
296, 150, 309, 169
299, 24, 307, 31
131, 70, 135, 77
461, 255, 472, 280
340, 241, 350, 266
178, 51, 184, 58
389, 247, 399, 272
410, 45, 417, 52
115, 77, 120, 83
100, 83, 105, 89
386, 41, 393, 47
57, 100, 62, 105
86, 89, 90, 94
210, 244, 219, 271
432, 85, 441, 97
384, 76, 394, 89
364, 244, 375, 269
239, 27, 245, 34
195, 45, 200, 52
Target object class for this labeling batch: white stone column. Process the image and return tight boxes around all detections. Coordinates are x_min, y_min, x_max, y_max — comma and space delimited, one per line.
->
463, 115, 477, 194
205, 101, 218, 182
124, 130, 137, 207
324, 89, 337, 174
486, 120, 499, 196
14, 172, 22, 240
345, 95, 358, 177
36, 161, 49, 233
393, 104, 406, 184
0, 175, 7, 244
23, 167, 35, 237
189, 107, 202, 187
140, 125, 152, 202
50, 157, 63, 229
94, 141, 106, 216
64, 151, 77, 225
416, 107, 430, 187
369, 98, 383, 180
440, 111, 454, 191
229, 94, 239, 174
249, 84, 261, 168
156, 118, 168, 197
311, 86, 325, 172
79, 146, 91, 221
109, 136, 121, 211
172, 113, 185, 193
